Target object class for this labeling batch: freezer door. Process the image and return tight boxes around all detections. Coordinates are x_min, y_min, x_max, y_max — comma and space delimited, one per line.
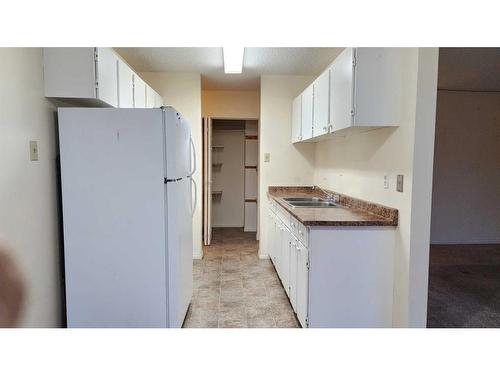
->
165, 177, 193, 327
164, 108, 191, 180
58, 108, 168, 327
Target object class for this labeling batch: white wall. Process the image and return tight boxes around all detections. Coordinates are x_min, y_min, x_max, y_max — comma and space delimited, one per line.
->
212, 128, 245, 227
140, 72, 203, 259
0, 48, 61, 327
431, 91, 500, 244
312, 48, 439, 327
259, 75, 316, 258
202, 90, 260, 119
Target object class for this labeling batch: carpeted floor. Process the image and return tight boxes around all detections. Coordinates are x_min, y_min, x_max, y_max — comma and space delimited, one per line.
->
427, 244, 500, 328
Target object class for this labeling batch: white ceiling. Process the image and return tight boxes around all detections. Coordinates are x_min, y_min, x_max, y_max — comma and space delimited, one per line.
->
114, 47, 344, 90
438, 48, 500, 91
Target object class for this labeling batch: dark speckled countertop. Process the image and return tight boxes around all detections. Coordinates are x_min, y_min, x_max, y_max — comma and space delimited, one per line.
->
268, 186, 398, 227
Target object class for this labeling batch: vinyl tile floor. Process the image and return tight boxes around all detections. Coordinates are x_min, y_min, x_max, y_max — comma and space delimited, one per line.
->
183, 227, 300, 328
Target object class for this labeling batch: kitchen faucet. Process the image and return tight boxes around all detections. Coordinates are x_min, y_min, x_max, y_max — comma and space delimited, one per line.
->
313, 186, 340, 203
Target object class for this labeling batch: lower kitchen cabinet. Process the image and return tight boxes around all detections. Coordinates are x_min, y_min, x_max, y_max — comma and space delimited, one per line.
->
268, 201, 394, 328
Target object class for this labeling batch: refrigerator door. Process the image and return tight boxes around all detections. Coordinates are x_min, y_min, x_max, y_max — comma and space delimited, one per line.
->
58, 108, 168, 327
164, 107, 191, 180
165, 177, 193, 327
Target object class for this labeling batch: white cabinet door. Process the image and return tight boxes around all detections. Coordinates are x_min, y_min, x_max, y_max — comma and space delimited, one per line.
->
329, 48, 354, 132
117, 59, 134, 108
291, 95, 302, 143
281, 226, 291, 297
274, 221, 282, 278
133, 75, 147, 108
353, 48, 402, 127
289, 240, 298, 311
146, 85, 155, 108
301, 85, 314, 140
312, 69, 330, 137
96, 48, 119, 107
155, 92, 164, 107
296, 242, 309, 327
43, 48, 96, 100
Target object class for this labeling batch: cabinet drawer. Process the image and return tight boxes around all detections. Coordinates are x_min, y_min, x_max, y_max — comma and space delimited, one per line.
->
297, 222, 309, 248
289, 216, 299, 237
277, 204, 291, 228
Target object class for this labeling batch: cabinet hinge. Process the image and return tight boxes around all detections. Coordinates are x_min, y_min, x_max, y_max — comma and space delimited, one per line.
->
352, 57, 356, 67
305, 317, 309, 327
350, 108, 355, 117
94, 50, 98, 62
306, 260, 310, 269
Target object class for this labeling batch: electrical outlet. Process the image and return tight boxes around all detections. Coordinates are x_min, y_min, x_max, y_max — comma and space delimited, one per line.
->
397, 174, 404, 192
264, 153, 270, 163
29, 140, 39, 161
383, 175, 389, 189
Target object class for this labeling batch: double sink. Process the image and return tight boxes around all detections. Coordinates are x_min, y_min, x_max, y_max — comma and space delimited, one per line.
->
283, 197, 342, 208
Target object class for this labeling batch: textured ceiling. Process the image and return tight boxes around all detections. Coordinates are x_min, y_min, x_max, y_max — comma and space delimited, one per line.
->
438, 48, 500, 91
114, 47, 344, 90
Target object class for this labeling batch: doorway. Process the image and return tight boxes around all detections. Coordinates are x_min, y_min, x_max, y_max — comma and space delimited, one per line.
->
202, 118, 259, 246
427, 48, 500, 327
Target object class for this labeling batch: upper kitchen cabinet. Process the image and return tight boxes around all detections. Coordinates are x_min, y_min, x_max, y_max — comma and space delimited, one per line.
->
146, 85, 163, 108
301, 84, 314, 140
312, 69, 330, 138
117, 59, 134, 108
154, 91, 164, 107
146, 85, 155, 108
329, 48, 402, 134
133, 75, 147, 108
43, 47, 119, 107
291, 95, 302, 143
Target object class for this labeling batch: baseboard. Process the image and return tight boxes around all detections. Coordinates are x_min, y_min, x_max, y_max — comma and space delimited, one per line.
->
258, 253, 269, 260
212, 224, 244, 228
431, 239, 500, 245
193, 252, 203, 260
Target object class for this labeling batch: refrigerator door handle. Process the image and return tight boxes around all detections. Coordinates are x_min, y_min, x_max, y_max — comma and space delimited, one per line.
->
190, 176, 197, 217
189, 136, 196, 176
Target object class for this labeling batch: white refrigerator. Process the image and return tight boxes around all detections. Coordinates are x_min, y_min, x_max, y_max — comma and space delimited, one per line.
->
58, 107, 195, 327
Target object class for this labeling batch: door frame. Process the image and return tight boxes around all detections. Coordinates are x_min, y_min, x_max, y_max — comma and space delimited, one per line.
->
202, 116, 260, 246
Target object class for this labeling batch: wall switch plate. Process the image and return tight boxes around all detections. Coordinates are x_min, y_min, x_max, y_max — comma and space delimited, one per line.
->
264, 153, 270, 163
396, 174, 404, 192
383, 175, 389, 189
29, 140, 39, 161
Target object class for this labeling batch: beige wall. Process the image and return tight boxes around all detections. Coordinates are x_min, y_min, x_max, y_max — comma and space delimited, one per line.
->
140, 72, 203, 258
212, 128, 245, 227
312, 48, 439, 327
202, 90, 260, 119
0, 48, 61, 327
431, 91, 500, 244
259, 75, 316, 257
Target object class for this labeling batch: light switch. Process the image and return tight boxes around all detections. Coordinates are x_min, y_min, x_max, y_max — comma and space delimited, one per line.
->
383, 175, 389, 189
397, 174, 404, 192
29, 140, 39, 161
264, 153, 270, 163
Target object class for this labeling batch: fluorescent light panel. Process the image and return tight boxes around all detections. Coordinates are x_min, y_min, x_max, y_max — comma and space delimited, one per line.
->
223, 47, 244, 74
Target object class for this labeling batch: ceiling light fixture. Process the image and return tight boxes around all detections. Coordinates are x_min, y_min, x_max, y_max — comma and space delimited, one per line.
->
223, 47, 244, 74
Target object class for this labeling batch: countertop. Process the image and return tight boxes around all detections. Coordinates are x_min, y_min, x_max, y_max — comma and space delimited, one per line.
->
268, 186, 398, 227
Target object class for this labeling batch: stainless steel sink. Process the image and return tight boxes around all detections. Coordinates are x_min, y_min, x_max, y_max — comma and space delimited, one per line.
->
283, 197, 325, 202
283, 197, 341, 208
289, 201, 341, 208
